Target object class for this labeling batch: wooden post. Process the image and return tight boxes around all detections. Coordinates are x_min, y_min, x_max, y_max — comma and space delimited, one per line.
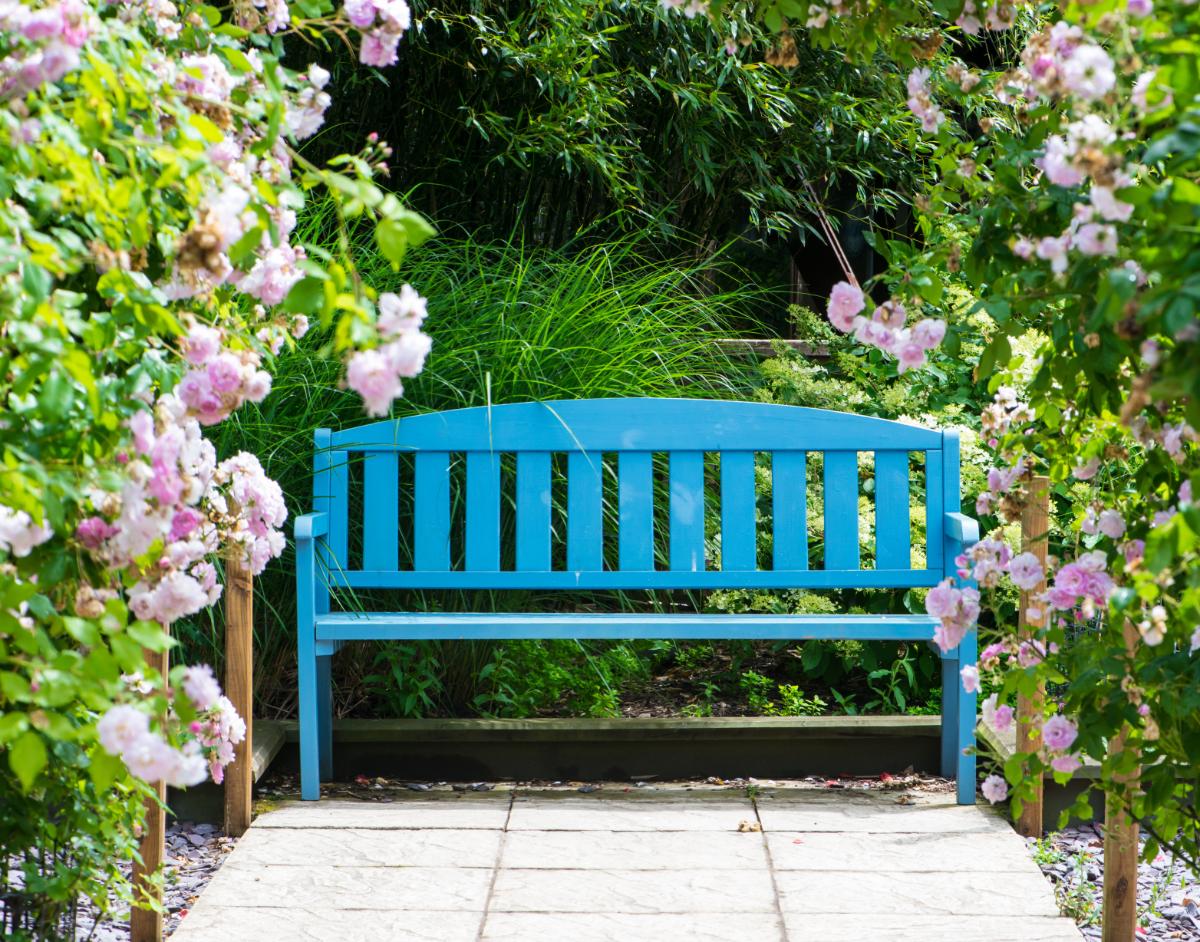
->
1102, 619, 1141, 942
1016, 474, 1050, 838
223, 551, 254, 837
130, 646, 167, 942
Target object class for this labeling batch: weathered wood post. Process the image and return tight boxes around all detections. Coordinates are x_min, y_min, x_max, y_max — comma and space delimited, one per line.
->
1102, 619, 1141, 942
223, 549, 254, 837
130, 646, 167, 942
1016, 474, 1050, 838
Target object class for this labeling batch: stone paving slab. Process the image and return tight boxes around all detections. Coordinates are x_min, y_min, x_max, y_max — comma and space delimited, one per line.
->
502, 828, 768, 869
170, 788, 1081, 942
171, 907, 484, 942
229, 826, 502, 868
767, 828, 1037, 871
481, 912, 786, 941
490, 867, 778, 914
781, 913, 1086, 942
253, 798, 508, 830
775, 868, 1062, 916
756, 794, 1010, 833
507, 797, 754, 831
195, 863, 493, 910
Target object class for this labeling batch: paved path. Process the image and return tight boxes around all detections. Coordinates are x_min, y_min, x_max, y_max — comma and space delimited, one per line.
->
170, 788, 1081, 941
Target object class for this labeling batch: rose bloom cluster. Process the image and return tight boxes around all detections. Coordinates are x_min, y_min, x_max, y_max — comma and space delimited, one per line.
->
924, 579, 981, 653
0, 0, 90, 101
825, 281, 946, 373
345, 284, 433, 417
343, 0, 410, 66
97, 665, 246, 787
905, 67, 944, 133
980, 386, 1033, 447
178, 323, 273, 426
75, 388, 288, 625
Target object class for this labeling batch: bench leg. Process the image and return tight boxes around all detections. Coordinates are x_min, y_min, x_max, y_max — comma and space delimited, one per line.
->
298, 645, 320, 801
940, 654, 960, 779
316, 654, 333, 782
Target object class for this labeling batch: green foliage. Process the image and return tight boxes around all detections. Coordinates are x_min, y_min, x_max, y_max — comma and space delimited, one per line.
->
186, 222, 760, 716
313, 0, 934, 250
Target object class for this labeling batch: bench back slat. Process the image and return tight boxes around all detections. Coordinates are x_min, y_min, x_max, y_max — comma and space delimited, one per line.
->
874, 451, 911, 570
618, 452, 655, 571
668, 451, 706, 572
465, 452, 501, 571
567, 451, 604, 572
516, 452, 553, 572
822, 450, 859, 571
362, 453, 399, 571
413, 452, 451, 571
771, 451, 809, 571
720, 452, 757, 571
314, 399, 956, 591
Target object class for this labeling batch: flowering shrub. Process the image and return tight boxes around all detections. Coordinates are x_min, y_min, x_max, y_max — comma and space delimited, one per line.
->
669, 0, 1200, 866
0, 0, 431, 931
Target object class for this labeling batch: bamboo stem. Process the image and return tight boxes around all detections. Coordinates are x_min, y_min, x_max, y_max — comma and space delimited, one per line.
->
1016, 474, 1050, 838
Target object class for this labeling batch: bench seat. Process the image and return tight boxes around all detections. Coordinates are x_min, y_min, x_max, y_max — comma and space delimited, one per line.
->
313, 612, 942, 643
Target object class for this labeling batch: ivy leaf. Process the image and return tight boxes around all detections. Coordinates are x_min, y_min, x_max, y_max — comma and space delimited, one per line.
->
10, 730, 47, 793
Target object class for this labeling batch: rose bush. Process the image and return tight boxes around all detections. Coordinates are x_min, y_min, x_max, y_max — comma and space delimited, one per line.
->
0, 0, 431, 933
672, 0, 1200, 867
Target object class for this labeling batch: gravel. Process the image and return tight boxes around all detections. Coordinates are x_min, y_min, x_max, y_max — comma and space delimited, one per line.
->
75, 821, 237, 941
1029, 825, 1200, 941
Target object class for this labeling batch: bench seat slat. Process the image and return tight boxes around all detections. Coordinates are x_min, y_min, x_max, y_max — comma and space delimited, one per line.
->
315, 611, 940, 642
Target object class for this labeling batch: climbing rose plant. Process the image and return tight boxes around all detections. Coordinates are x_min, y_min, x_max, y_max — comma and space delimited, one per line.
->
669, 0, 1200, 866
0, 0, 430, 929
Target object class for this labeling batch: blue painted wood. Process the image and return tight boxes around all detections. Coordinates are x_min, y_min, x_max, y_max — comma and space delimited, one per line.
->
772, 451, 808, 571
721, 452, 757, 571
823, 451, 859, 571
618, 452, 654, 570
328, 399, 943, 453
669, 452, 705, 572
315, 611, 941, 642
567, 452, 603, 571
466, 452, 501, 571
413, 452, 451, 571
516, 452, 552, 571
362, 453, 399, 571
336, 568, 940, 591
297, 398, 978, 803
874, 451, 911, 570
925, 448, 944, 574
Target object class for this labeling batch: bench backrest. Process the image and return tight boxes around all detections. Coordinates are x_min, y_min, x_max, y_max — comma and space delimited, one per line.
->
312, 398, 961, 592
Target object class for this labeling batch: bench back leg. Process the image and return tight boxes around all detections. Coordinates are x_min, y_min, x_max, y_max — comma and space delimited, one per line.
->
940, 653, 960, 780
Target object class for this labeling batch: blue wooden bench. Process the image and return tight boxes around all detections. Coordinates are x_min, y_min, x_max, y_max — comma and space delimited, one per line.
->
294, 398, 980, 803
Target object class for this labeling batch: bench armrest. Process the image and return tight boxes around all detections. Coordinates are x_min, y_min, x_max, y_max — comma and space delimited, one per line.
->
944, 511, 979, 546
294, 512, 329, 542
